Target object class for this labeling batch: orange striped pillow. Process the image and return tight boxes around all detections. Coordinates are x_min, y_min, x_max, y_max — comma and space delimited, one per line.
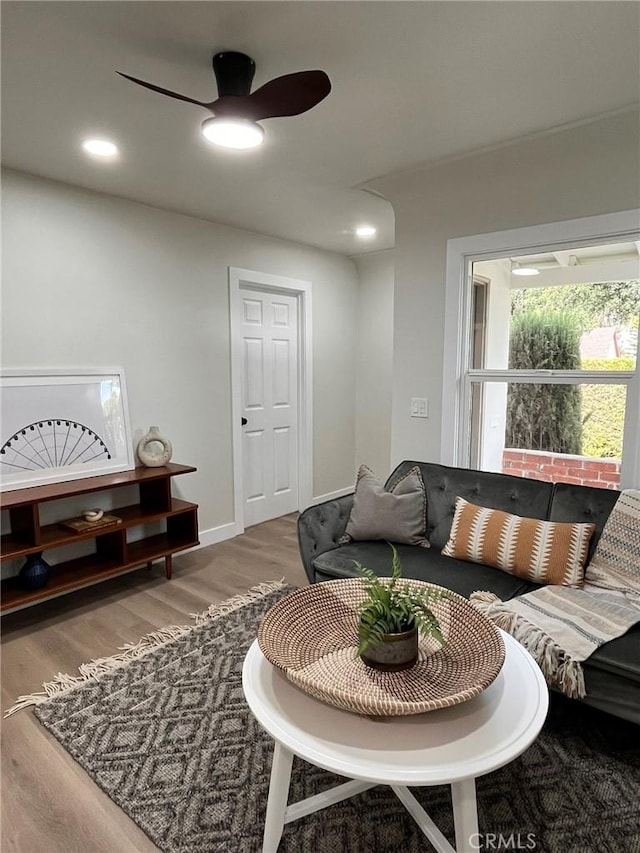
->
442, 497, 595, 587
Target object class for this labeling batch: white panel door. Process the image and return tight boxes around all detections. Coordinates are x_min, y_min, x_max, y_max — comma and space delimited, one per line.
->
240, 289, 299, 526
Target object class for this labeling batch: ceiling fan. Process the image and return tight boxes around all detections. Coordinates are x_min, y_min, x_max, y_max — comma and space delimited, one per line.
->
117, 51, 331, 149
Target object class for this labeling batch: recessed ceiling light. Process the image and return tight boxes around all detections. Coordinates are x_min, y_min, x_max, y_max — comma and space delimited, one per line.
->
82, 138, 119, 159
355, 225, 376, 238
201, 117, 264, 150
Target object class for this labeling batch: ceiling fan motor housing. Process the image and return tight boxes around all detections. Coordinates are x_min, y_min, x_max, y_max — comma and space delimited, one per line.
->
212, 52, 256, 97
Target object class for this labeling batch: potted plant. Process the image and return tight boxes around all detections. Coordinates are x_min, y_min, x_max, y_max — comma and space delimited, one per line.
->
355, 544, 447, 672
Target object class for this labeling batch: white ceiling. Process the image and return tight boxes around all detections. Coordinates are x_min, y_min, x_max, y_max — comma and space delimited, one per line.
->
2, 1, 639, 255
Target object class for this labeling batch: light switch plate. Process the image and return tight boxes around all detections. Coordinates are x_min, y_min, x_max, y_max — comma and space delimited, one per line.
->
410, 397, 429, 418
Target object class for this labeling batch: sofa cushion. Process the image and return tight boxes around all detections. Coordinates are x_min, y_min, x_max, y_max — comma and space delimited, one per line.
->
580, 654, 640, 724
312, 542, 535, 600
442, 497, 595, 586
341, 464, 429, 546
585, 624, 640, 685
387, 462, 554, 550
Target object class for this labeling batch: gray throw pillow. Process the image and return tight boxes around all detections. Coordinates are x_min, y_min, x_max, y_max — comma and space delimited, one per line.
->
341, 465, 430, 547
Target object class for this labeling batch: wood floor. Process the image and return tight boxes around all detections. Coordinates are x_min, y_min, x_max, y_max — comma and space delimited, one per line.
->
1, 514, 308, 853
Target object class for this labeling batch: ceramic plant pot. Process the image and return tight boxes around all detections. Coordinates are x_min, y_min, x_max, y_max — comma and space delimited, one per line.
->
360, 624, 419, 672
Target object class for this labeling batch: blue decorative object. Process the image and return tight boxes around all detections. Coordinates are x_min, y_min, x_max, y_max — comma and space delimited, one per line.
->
19, 553, 51, 590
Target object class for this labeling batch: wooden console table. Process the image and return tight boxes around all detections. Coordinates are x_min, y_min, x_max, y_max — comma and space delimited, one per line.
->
0, 463, 199, 615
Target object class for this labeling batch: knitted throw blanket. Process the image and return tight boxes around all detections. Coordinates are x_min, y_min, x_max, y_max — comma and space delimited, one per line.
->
472, 490, 640, 699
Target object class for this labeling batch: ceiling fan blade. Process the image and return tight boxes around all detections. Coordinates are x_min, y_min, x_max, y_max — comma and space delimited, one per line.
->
116, 71, 214, 109
242, 70, 331, 120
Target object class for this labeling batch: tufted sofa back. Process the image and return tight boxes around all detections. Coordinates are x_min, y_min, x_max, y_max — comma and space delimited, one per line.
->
548, 481, 620, 558
388, 461, 553, 550
387, 461, 620, 552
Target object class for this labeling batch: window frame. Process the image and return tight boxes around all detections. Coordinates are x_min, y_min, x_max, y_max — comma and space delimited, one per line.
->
442, 210, 640, 488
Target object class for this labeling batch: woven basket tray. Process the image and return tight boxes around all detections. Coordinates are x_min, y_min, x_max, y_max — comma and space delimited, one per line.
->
257, 578, 505, 716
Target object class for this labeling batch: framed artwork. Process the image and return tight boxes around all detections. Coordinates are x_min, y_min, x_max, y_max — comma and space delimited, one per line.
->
0, 368, 135, 491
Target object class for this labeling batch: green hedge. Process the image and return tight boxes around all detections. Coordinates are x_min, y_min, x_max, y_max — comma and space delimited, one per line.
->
581, 358, 633, 458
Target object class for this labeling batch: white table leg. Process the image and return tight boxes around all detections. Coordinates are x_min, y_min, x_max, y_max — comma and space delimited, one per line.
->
285, 779, 377, 823
392, 786, 455, 853
451, 777, 479, 853
263, 741, 294, 853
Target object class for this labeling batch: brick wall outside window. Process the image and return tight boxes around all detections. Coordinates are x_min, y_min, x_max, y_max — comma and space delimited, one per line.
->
502, 448, 620, 489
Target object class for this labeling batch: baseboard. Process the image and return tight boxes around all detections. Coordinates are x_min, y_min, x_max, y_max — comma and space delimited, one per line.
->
185, 521, 240, 553
309, 486, 353, 505
184, 496, 351, 554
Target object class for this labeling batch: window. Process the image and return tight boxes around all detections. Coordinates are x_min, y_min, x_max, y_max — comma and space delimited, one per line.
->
443, 213, 640, 489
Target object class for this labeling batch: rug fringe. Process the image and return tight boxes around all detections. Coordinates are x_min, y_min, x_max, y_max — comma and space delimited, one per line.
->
192, 579, 287, 626
4, 578, 288, 718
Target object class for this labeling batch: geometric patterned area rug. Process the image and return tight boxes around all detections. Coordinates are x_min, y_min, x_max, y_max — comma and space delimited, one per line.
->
9, 581, 640, 853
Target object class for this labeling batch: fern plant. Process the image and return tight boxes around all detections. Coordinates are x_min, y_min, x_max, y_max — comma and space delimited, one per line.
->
354, 545, 447, 656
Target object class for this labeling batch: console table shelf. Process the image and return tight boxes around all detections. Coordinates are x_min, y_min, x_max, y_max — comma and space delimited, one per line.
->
0, 464, 199, 614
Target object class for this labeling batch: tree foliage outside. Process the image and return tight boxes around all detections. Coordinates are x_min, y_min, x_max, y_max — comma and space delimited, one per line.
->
511, 281, 640, 330
506, 312, 582, 454
581, 358, 633, 458
506, 281, 639, 459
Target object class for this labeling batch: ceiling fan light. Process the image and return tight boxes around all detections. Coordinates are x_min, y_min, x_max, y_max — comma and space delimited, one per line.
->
201, 117, 264, 150
512, 263, 540, 276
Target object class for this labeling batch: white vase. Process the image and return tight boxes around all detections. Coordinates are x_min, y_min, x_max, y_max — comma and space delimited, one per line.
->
137, 426, 173, 467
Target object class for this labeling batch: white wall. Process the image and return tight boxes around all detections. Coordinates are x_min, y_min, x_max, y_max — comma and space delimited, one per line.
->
367, 109, 640, 467
1, 169, 359, 543
354, 250, 394, 478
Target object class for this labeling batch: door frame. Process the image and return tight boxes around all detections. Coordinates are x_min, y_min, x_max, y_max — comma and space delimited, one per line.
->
229, 267, 313, 533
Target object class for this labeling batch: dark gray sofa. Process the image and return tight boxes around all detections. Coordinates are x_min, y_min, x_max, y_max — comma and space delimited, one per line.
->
297, 460, 639, 724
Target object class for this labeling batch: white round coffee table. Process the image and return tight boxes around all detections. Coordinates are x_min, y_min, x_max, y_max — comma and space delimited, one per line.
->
242, 631, 548, 853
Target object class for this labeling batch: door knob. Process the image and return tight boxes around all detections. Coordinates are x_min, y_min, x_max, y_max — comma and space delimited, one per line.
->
241, 417, 247, 426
